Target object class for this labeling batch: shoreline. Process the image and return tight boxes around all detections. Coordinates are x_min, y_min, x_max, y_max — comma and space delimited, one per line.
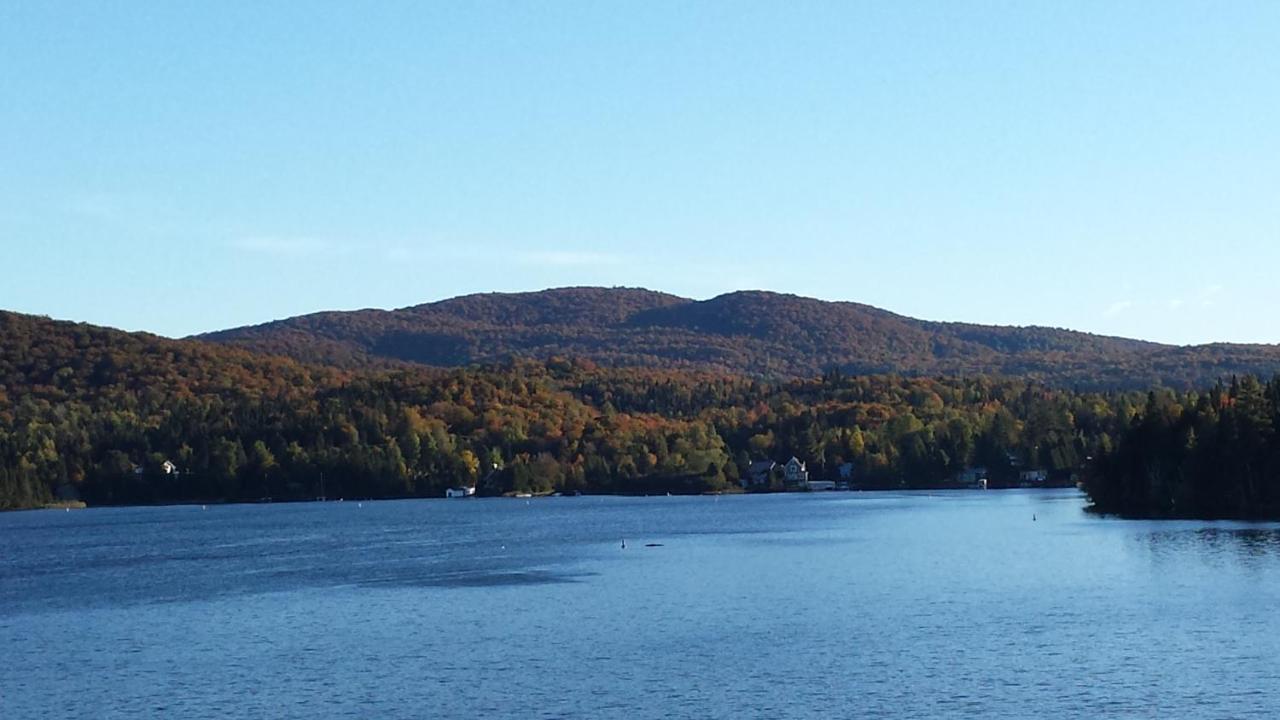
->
6, 484, 1083, 513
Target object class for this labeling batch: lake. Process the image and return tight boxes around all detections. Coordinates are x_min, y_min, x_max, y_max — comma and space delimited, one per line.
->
3, 489, 1279, 719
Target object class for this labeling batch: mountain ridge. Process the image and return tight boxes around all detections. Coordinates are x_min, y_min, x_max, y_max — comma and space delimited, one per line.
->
193, 287, 1280, 389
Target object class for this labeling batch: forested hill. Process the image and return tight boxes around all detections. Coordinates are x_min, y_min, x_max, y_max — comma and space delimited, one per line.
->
199, 287, 1280, 389
1, 309, 1139, 510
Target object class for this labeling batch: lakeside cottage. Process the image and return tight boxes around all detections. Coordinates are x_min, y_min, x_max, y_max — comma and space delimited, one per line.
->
130, 459, 180, 476
743, 460, 776, 488
744, 456, 853, 491
783, 457, 809, 489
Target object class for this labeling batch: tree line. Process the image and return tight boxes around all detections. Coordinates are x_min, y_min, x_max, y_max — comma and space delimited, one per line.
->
1083, 375, 1280, 518
7, 310, 1277, 518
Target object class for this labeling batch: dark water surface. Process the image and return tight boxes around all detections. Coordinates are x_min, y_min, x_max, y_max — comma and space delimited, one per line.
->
3, 490, 1280, 718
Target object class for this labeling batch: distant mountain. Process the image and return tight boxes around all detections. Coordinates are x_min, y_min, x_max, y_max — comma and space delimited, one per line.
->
197, 286, 1280, 389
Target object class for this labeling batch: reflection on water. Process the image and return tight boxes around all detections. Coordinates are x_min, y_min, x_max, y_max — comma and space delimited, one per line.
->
4, 490, 1280, 720
1196, 527, 1280, 554
1138, 525, 1280, 564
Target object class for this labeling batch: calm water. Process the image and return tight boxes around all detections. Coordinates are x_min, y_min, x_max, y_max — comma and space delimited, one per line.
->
3, 490, 1280, 719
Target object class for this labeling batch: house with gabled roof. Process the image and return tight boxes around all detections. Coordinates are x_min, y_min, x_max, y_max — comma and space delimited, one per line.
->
743, 460, 776, 488
783, 457, 809, 489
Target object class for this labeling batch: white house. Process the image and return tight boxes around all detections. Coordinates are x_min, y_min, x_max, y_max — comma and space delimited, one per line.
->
783, 457, 809, 488
445, 486, 476, 498
162, 460, 178, 475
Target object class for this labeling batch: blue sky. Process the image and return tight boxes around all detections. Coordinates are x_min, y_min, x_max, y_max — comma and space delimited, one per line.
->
2, 1, 1277, 343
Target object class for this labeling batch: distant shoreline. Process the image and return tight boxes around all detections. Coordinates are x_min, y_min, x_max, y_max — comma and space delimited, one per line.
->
8, 484, 1086, 513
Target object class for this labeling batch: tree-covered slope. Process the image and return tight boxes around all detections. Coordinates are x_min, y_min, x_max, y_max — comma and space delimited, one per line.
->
199, 287, 1280, 389
3, 309, 1141, 510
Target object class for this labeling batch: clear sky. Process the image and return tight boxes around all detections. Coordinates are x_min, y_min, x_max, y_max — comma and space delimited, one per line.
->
2, 1, 1277, 344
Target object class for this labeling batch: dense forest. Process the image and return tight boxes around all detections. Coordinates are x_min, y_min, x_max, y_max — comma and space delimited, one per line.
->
201, 287, 1280, 390
7, 309, 1280, 518
1084, 375, 1280, 519
2, 310, 1148, 510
